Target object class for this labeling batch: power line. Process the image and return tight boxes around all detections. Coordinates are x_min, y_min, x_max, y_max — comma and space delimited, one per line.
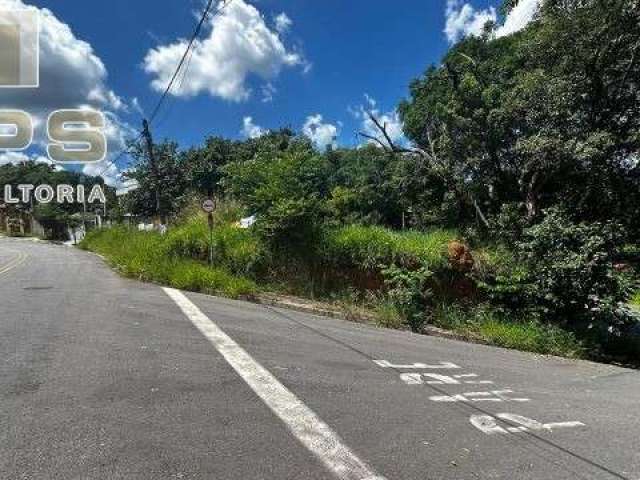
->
96, 0, 233, 181
94, 132, 143, 179
147, 0, 217, 124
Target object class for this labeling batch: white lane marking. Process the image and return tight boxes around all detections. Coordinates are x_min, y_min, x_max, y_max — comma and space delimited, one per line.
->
0, 250, 28, 275
400, 372, 494, 386
373, 360, 460, 370
541, 421, 586, 430
163, 288, 387, 480
453, 374, 494, 385
429, 390, 530, 403
470, 414, 585, 435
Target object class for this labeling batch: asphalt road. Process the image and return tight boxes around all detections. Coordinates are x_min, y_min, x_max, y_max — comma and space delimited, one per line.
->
1, 236, 639, 480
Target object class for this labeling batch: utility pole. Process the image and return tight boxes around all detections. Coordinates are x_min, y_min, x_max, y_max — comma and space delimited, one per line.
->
142, 119, 162, 226
80, 175, 87, 234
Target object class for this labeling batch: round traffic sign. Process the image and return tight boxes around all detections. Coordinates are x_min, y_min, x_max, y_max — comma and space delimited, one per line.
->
202, 199, 215, 213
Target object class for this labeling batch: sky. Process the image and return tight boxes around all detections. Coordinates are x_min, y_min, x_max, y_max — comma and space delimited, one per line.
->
0, 0, 540, 187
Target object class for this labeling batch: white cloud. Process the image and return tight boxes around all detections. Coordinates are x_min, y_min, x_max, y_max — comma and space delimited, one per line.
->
0, 0, 135, 183
352, 95, 406, 147
261, 82, 277, 103
0, 0, 128, 114
241, 116, 266, 139
445, 0, 497, 44
82, 161, 121, 187
143, 0, 306, 102
444, 0, 541, 43
274, 12, 292, 34
496, 0, 541, 38
302, 114, 339, 150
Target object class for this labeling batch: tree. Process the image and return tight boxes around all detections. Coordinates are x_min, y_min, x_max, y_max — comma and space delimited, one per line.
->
398, 0, 640, 233
223, 137, 329, 249
122, 140, 190, 218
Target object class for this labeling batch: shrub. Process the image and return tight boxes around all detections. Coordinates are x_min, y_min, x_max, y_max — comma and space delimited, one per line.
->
382, 265, 434, 332
520, 209, 632, 330
482, 208, 634, 336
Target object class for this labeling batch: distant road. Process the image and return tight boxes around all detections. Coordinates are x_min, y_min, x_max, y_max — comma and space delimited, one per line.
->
1, 237, 639, 479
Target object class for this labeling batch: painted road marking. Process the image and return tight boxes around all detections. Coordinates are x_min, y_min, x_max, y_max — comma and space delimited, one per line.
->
373, 360, 460, 370
163, 287, 387, 480
0, 250, 28, 276
429, 390, 530, 403
400, 373, 494, 386
453, 374, 494, 384
470, 413, 585, 435
373, 358, 583, 438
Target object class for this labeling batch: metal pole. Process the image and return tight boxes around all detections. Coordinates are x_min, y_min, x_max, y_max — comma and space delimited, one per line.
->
81, 177, 87, 234
208, 212, 214, 266
142, 119, 162, 226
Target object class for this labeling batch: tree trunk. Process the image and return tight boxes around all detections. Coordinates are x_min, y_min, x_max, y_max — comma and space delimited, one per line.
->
525, 172, 541, 221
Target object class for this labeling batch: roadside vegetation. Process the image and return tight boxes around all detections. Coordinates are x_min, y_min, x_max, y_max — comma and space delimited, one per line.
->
631, 291, 640, 309
81, 226, 257, 299
78, 0, 639, 364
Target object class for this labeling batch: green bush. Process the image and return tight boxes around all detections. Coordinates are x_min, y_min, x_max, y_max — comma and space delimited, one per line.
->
519, 209, 632, 331
224, 143, 330, 251
382, 265, 434, 332
481, 209, 634, 335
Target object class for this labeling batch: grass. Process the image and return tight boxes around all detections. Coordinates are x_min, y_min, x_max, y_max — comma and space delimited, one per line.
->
162, 216, 263, 276
431, 304, 586, 358
631, 290, 640, 309
80, 226, 257, 299
322, 225, 458, 271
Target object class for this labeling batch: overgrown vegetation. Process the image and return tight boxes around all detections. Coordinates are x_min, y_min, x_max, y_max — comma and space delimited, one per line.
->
80, 226, 257, 299
76, 0, 640, 363
432, 304, 586, 358
631, 291, 640, 309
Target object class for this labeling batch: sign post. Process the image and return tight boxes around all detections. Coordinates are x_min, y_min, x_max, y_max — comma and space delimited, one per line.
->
202, 199, 216, 266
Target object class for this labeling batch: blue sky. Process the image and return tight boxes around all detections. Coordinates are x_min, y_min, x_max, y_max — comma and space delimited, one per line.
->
0, 0, 539, 185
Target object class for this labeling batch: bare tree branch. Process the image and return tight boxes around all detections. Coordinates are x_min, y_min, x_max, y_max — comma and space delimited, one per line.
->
358, 111, 492, 230
358, 132, 391, 151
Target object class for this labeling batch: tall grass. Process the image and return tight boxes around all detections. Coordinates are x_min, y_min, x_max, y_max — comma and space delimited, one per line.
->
80, 227, 257, 298
322, 225, 458, 270
162, 216, 263, 276
631, 290, 640, 308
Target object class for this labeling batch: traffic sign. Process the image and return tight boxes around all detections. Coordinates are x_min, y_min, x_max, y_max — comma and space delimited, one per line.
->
202, 199, 215, 213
